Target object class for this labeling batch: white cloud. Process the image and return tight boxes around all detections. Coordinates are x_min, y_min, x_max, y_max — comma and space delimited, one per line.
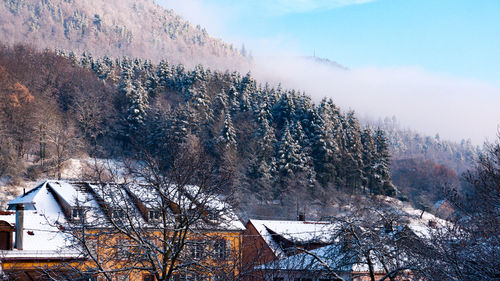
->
248, 56, 500, 145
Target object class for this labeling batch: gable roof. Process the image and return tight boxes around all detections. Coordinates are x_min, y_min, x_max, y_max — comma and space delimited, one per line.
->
259, 243, 386, 274
247, 219, 338, 258
0, 181, 80, 260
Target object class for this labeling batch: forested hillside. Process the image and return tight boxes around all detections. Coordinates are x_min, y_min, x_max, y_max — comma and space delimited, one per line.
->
0, 44, 397, 217
0, 0, 246, 68
370, 117, 480, 210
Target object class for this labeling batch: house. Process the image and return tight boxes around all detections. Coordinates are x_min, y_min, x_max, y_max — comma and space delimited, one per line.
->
241, 218, 338, 280
0, 180, 245, 280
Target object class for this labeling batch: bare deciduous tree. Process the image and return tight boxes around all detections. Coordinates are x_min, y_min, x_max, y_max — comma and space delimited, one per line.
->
419, 133, 500, 280
52, 137, 241, 281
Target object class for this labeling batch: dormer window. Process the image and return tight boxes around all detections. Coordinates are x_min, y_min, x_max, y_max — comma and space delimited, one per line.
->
72, 208, 85, 221
207, 212, 218, 222
112, 209, 125, 219
149, 209, 161, 221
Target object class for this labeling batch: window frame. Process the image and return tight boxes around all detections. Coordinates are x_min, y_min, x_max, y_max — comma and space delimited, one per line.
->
72, 207, 85, 222
149, 209, 161, 221
188, 240, 206, 260
212, 239, 229, 261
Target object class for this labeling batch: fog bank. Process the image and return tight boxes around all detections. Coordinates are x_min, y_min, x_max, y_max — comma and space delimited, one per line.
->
247, 56, 500, 145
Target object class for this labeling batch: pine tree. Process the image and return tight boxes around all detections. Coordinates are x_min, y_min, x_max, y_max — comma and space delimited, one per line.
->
157, 60, 173, 91
93, 59, 110, 80
217, 112, 237, 148
311, 112, 339, 187
372, 128, 397, 196
256, 114, 276, 160
227, 85, 240, 113
361, 126, 376, 193
168, 106, 192, 144
276, 121, 315, 187
342, 111, 364, 191
126, 80, 149, 132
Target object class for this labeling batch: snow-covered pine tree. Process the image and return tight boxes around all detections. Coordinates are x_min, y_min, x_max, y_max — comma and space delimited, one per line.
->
273, 91, 296, 130
237, 72, 255, 112
227, 85, 240, 114
125, 80, 149, 132
167, 105, 195, 145
145, 68, 159, 98
217, 111, 237, 149
372, 128, 397, 196
256, 111, 276, 160
360, 126, 376, 193
276, 121, 315, 187
342, 111, 364, 191
80, 51, 92, 68
311, 111, 340, 187
156, 60, 172, 91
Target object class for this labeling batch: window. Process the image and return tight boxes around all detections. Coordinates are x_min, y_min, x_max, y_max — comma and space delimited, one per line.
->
273, 278, 284, 281
112, 209, 125, 219
72, 208, 85, 221
189, 241, 205, 259
206, 211, 218, 222
115, 238, 142, 259
143, 274, 155, 281
213, 239, 228, 260
173, 272, 206, 281
189, 274, 206, 281
211, 275, 226, 281
149, 209, 161, 221
86, 238, 98, 256
113, 274, 129, 281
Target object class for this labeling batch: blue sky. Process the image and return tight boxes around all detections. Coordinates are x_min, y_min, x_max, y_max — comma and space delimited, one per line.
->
158, 0, 500, 144
159, 0, 500, 84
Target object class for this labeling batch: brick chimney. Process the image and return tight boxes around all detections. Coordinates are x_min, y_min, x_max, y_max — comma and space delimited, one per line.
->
15, 204, 24, 250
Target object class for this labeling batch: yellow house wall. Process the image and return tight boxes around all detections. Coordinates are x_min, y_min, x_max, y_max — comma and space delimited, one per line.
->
1, 229, 243, 280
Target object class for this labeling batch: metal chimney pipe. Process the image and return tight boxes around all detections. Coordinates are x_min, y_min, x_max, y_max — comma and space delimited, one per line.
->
15, 205, 24, 250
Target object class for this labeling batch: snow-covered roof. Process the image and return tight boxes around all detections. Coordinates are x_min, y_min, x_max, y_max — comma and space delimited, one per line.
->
253, 196, 451, 274
248, 219, 338, 257
378, 196, 450, 239
260, 243, 385, 273
0, 179, 244, 260
6, 183, 45, 210
1, 181, 81, 260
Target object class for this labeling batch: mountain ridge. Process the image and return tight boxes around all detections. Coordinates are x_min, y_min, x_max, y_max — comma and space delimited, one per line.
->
0, 0, 246, 68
